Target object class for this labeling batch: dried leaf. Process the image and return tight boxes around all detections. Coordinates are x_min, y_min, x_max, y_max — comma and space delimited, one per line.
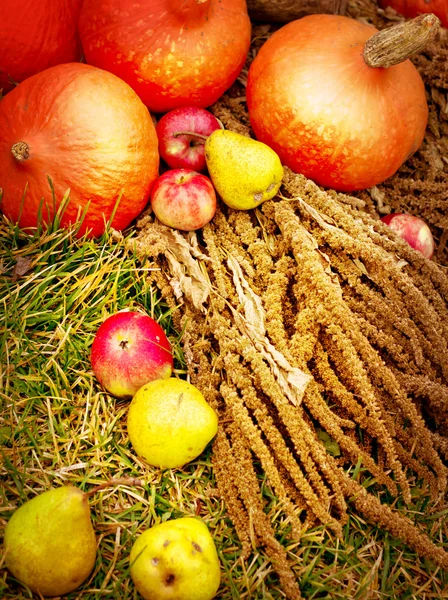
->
228, 255, 265, 338
154, 225, 211, 312
12, 256, 33, 281
227, 255, 312, 406
165, 251, 210, 312
293, 195, 338, 229
186, 231, 212, 261
352, 258, 370, 278
317, 249, 341, 288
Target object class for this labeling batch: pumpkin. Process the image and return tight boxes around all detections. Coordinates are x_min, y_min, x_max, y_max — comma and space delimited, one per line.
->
0, 63, 159, 238
0, 0, 83, 94
246, 14, 436, 192
379, 0, 447, 28
78, 0, 251, 113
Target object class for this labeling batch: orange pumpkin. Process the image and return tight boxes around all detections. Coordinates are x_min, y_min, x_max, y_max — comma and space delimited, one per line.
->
379, 0, 447, 28
0, 63, 159, 238
0, 0, 83, 94
78, 0, 251, 113
246, 15, 429, 192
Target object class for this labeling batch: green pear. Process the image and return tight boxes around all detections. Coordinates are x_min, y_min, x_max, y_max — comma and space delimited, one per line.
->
127, 377, 218, 469
130, 517, 221, 600
204, 129, 284, 210
4, 485, 97, 597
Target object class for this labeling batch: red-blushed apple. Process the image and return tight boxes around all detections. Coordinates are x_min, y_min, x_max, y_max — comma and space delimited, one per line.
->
380, 213, 435, 259
150, 169, 217, 232
156, 107, 222, 172
91, 311, 173, 399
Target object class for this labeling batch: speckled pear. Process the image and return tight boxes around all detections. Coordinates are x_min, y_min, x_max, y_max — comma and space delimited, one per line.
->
204, 129, 284, 210
130, 517, 221, 600
4, 485, 97, 597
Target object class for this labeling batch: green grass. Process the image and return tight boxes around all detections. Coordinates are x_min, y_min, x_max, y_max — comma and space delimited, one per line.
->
1, 216, 447, 599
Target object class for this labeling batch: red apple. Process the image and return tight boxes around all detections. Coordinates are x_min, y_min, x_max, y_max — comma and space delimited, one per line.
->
91, 311, 173, 398
156, 107, 222, 172
380, 213, 435, 259
150, 169, 216, 232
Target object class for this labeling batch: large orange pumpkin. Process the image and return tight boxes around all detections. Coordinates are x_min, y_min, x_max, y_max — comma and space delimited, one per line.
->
78, 0, 251, 113
246, 15, 429, 192
0, 63, 159, 238
0, 0, 83, 94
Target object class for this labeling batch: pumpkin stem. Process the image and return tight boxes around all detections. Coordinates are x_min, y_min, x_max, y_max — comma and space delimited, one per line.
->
11, 141, 30, 162
363, 14, 440, 68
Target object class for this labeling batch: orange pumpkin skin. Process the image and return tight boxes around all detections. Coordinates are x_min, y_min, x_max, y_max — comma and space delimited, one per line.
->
246, 15, 428, 192
0, 63, 159, 238
0, 0, 83, 94
378, 0, 448, 28
78, 0, 251, 113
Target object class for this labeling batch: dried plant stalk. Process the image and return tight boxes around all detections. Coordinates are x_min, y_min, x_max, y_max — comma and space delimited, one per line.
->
130, 163, 448, 587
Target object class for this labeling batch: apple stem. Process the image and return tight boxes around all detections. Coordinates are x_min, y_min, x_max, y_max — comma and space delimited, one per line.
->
172, 131, 209, 145
84, 477, 145, 498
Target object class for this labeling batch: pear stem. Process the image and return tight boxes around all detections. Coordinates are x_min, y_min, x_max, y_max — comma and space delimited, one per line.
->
363, 14, 440, 68
84, 477, 145, 498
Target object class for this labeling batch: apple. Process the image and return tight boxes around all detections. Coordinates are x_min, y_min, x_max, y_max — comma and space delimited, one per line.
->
150, 169, 217, 232
130, 517, 221, 600
380, 213, 435, 259
156, 107, 222, 172
91, 311, 173, 398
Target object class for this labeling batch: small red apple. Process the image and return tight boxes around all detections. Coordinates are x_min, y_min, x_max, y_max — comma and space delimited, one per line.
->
150, 169, 216, 232
380, 213, 435, 259
156, 107, 222, 172
91, 311, 173, 398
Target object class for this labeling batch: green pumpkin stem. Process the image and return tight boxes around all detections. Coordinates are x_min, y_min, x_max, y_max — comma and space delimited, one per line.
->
363, 13, 440, 69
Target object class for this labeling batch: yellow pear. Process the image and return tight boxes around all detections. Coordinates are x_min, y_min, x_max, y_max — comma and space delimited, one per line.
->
4, 485, 97, 597
127, 377, 218, 469
130, 517, 221, 600
204, 129, 284, 210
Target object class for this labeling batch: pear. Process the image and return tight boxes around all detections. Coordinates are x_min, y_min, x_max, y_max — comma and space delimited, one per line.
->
204, 129, 284, 210
4, 485, 97, 597
127, 377, 218, 469
130, 517, 221, 600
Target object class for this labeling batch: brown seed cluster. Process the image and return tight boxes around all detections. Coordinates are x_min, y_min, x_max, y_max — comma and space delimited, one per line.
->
130, 161, 448, 596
